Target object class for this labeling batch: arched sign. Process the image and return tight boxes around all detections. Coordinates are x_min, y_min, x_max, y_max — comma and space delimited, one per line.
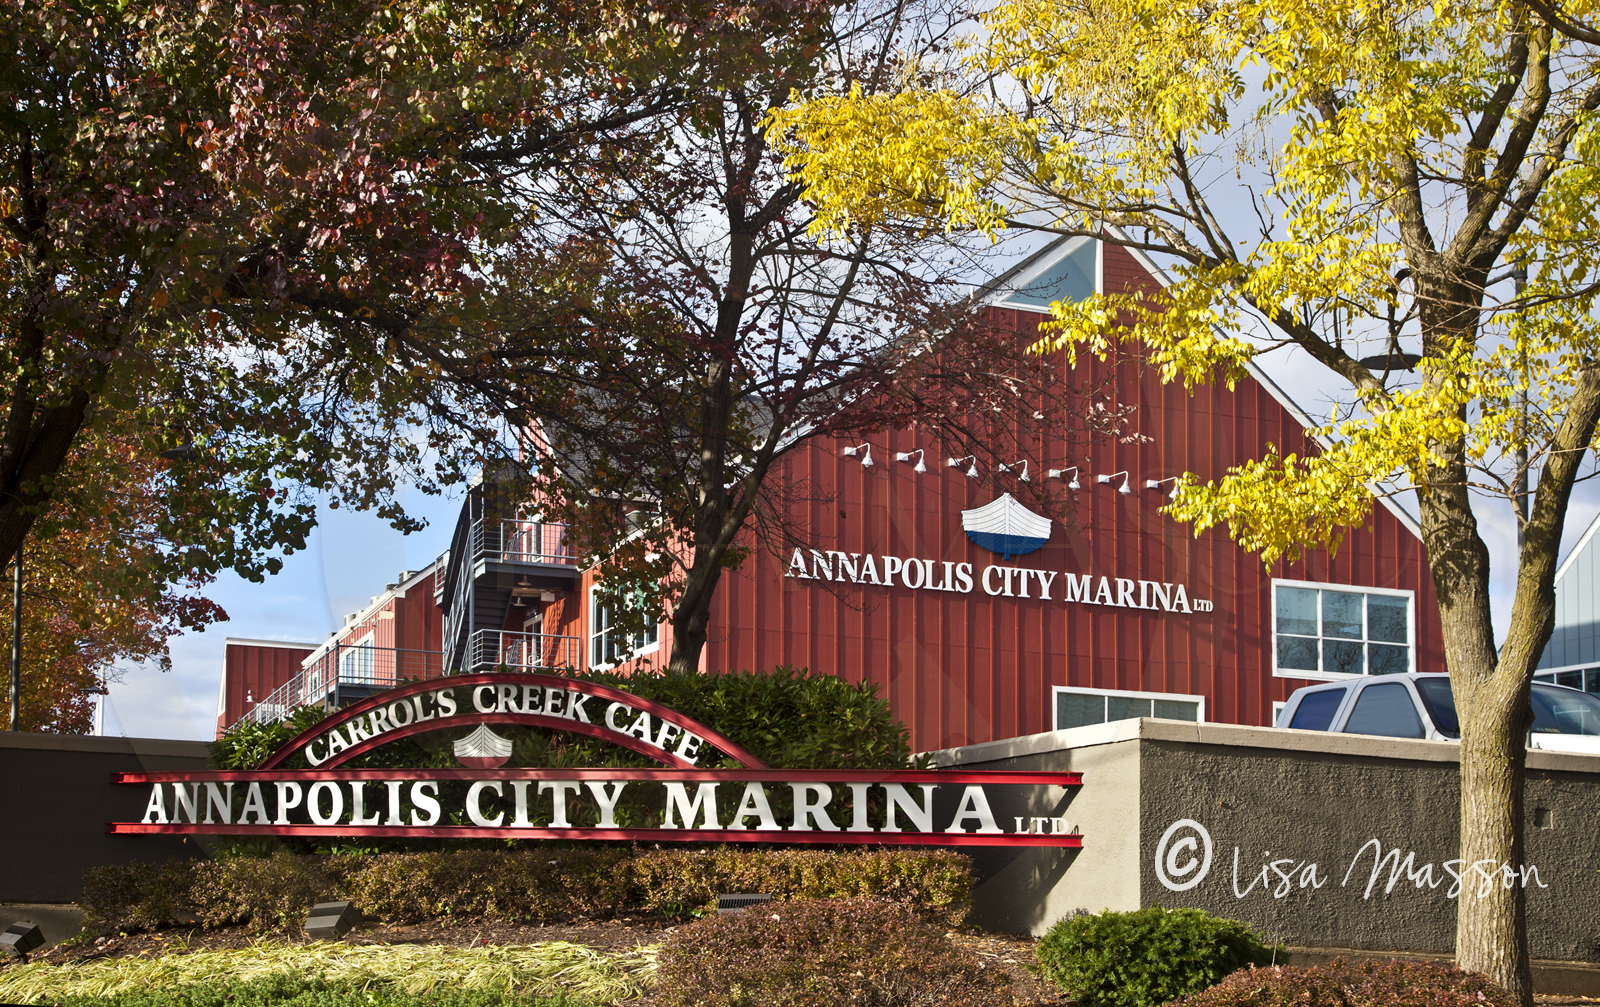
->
109, 674, 1084, 848
259, 673, 766, 771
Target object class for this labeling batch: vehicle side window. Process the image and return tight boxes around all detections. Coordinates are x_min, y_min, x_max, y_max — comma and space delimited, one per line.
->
1414, 678, 1459, 738
1342, 683, 1425, 739
1288, 689, 1346, 731
1530, 686, 1600, 736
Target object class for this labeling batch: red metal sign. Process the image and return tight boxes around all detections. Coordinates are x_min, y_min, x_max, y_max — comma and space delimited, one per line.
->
110, 676, 1084, 847
260, 673, 765, 770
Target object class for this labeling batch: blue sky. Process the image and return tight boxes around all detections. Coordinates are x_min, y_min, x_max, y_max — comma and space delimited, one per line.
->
99, 487, 465, 740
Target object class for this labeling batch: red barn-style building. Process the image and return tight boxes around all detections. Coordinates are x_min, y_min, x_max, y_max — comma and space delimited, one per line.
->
219, 237, 1443, 751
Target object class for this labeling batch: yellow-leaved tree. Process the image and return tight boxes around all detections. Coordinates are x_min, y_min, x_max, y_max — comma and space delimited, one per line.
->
773, 0, 1600, 998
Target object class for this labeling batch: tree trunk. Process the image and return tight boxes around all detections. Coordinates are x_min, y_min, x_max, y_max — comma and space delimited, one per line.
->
1415, 439, 1530, 999
1453, 671, 1532, 1000
1428, 354, 1600, 1003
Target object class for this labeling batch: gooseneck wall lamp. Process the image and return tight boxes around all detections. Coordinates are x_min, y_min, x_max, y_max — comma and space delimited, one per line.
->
1097, 471, 1132, 495
1047, 467, 1082, 490
841, 443, 874, 467
895, 449, 928, 473
946, 455, 980, 478
998, 460, 1030, 482
1146, 476, 1182, 499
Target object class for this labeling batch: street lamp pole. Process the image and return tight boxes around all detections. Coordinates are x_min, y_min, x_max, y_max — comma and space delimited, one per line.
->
8, 545, 20, 731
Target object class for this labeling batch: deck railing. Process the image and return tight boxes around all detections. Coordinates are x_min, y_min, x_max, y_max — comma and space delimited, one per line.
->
473, 520, 581, 567
244, 645, 446, 726
466, 630, 581, 673
241, 634, 585, 726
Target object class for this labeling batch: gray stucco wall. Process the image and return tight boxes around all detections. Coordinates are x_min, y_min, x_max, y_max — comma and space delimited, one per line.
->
0, 732, 212, 902
934, 720, 1600, 961
949, 731, 1142, 933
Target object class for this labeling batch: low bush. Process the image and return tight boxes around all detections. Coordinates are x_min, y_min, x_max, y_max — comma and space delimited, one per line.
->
0, 939, 655, 1005
79, 848, 974, 934
1171, 958, 1518, 1007
1036, 906, 1282, 1007
653, 897, 1010, 1007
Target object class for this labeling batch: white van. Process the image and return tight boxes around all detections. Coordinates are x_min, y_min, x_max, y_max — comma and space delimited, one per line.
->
1276, 672, 1600, 754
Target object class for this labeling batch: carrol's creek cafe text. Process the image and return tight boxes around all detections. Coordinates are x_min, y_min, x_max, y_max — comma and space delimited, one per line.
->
218, 235, 1444, 752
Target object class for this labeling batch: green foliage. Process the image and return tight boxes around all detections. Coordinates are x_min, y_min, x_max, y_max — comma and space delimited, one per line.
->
210, 666, 915, 773
79, 849, 974, 934
1171, 959, 1518, 1007
44, 977, 582, 1007
0, 941, 653, 1004
187, 853, 337, 931
579, 666, 916, 770
654, 898, 1010, 1007
77, 859, 203, 934
1036, 907, 1282, 1007
209, 706, 329, 770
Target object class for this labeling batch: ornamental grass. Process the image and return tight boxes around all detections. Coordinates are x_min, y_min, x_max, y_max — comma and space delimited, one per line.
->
0, 940, 658, 1005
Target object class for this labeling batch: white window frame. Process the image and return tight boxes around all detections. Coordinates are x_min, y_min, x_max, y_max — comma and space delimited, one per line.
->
339, 633, 376, 684
1272, 701, 1287, 727
589, 585, 660, 669
990, 236, 1100, 314
1271, 578, 1415, 681
1534, 663, 1600, 693
1051, 685, 1206, 731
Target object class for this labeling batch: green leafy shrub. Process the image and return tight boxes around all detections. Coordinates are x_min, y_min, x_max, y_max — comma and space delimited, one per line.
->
79, 859, 204, 933
189, 853, 338, 931
1036, 907, 1282, 1007
1171, 958, 1518, 1007
211, 705, 331, 771
654, 898, 1010, 1007
79, 848, 973, 934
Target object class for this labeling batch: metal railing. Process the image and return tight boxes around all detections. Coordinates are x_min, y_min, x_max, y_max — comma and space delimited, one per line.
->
466, 630, 581, 673
244, 645, 446, 726
474, 519, 580, 566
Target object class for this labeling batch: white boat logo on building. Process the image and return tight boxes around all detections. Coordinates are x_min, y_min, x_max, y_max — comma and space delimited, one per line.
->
962, 493, 1052, 559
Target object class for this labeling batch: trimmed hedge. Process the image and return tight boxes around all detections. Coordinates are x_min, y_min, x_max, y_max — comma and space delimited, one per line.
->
1171, 959, 1519, 1007
1036, 907, 1281, 1007
654, 898, 1011, 1007
80, 848, 974, 934
213, 666, 917, 773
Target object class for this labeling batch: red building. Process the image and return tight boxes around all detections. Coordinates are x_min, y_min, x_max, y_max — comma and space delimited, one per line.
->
221, 237, 1443, 751
216, 565, 445, 737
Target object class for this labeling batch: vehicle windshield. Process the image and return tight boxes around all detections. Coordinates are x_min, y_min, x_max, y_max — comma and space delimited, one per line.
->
1530, 685, 1600, 736
1414, 678, 1459, 738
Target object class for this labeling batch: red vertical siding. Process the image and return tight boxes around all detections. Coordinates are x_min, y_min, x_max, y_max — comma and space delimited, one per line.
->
217, 640, 315, 738
696, 243, 1444, 752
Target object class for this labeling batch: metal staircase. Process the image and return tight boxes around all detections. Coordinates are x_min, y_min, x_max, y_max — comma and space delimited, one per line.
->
438, 481, 582, 674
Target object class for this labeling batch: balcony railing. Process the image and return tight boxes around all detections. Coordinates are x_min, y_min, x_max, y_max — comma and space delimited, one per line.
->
244, 645, 446, 726
473, 519, 581, 567
467, 630, 581, 673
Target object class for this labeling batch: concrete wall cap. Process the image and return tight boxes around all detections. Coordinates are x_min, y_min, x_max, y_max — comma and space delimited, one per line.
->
0, 732, 212, 758
925, 717, 1600, 773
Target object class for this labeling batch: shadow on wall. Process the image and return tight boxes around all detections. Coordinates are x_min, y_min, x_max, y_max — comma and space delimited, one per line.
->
960, 787, 1080, 933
